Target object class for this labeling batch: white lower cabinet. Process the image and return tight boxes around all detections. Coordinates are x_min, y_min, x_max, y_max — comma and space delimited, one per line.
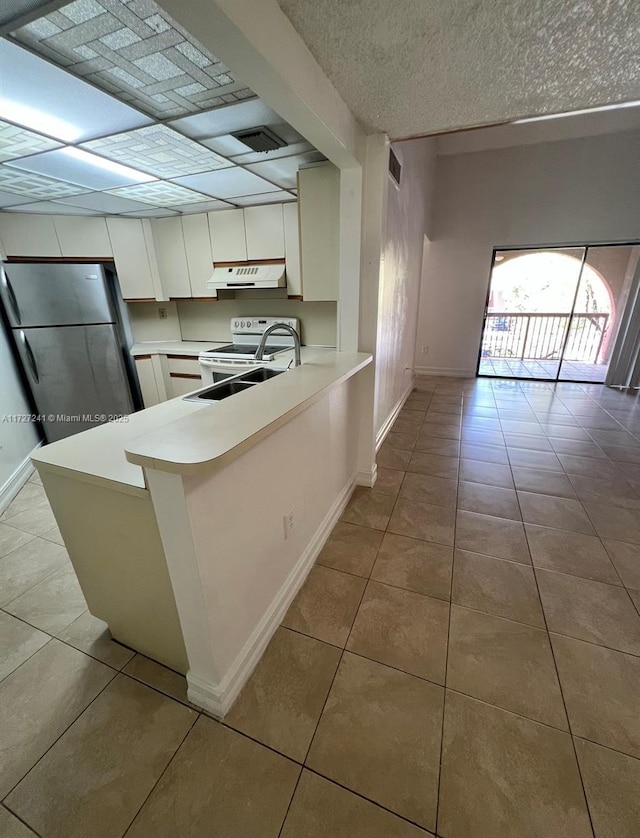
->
165, 354, 202, 398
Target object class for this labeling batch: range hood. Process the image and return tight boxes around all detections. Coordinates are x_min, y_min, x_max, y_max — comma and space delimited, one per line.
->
206, 263, 286, 290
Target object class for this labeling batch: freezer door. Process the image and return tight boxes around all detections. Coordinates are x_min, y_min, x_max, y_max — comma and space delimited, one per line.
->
0, 262, 113, 327
15, 325, 134, 443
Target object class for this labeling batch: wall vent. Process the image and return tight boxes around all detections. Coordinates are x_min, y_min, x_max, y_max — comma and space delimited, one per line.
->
389, 148, 402, 186
232, 126, 287, 153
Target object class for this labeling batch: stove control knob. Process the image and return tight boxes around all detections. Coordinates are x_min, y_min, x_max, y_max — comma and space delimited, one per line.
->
234, 320, 239, 328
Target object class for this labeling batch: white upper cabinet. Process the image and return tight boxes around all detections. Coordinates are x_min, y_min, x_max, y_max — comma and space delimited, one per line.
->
106, 217, 157, 300
208, 209, 247, 262
283, 202, 301, 297
0, 214, 61, 258
244, 205, 285, 260
151, 217, 190, 299
298, 164, 340, 301
181, 214, 216, 298
53, 216, 112, 258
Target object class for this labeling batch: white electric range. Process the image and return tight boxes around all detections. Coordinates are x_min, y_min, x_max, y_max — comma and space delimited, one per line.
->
198, 316, 300, 384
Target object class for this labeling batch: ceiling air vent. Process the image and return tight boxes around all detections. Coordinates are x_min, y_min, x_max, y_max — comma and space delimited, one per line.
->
232, 126, 287, 153
389, 148, 402, 186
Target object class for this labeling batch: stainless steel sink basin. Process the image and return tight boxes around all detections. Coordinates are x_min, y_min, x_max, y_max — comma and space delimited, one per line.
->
183, 367, 285, 403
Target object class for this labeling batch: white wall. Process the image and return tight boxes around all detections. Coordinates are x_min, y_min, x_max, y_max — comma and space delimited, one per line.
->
416, 130, 640, 376
374, 139, 437, 438
0, 325, 39, 502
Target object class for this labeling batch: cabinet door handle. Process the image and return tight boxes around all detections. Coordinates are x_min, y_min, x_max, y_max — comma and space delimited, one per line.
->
19, 331, 39, 383
1, 270, 21, 324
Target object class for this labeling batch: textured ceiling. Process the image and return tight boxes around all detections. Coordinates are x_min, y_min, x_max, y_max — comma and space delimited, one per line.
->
276, 0, 640, 138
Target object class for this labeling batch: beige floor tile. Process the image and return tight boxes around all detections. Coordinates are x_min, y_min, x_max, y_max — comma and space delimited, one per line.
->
40, 523, 65, 546
371, 532, 452, 601
393, 413, 424, 433
280, 771, 426, 838
0, 484, 47, 519
629, 588, 640, 610
458, 481, 521, 521
374, 466, 406, 497
459, 458, 513, 489
282, 565, 366, 647
602, 539, 640, 590
4, 565, 86, 635
438, 691, 592, 838
551, 633, 640, 759
7, 675, 196, 838
407, 451, 459, 479
0, 806, 37, 837
525, 524, 621, 584
399, 471, 457, 508
385, 431, 418, 451
127, 716, 299, 838
388, 497, 455, 546
307, 652, 443, 831
537, 570, 640, 654
57, 611, 135, 669
460, 442, 509, 464
550, 438, 607, 458
518, 492, 595, 535
542, 423, 592, 440
584, 502, 640, 544
574, 737, 640, 838
455, 510, 531, 563
340, 487, 395, 530
568, 474, 640, 510
0, 612, 49, 683
0, 523, 35, 560
377, 444, 412, 470
316, 521, 384, 577
602, 443, 640, 463
414, 436, 460, 457
28, 471, 42, 486
0, 640, 114, 797
507, 448, 564, 471
504, 433, 553, 452
462, 429, 505, 447
419, 422, 461, 441
0, 537, 69, 606
226, 627, 340, 761
511, 467, 577, 498
452, 549, 544, 627
123, 654, 190, 705
347, 581, 449, 683
1, 503, 58, 536
447, 605, 567, 729
501, 419, 544, 436
559, 454, 619, 479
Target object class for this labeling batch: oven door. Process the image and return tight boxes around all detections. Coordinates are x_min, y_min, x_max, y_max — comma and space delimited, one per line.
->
198, 354, 272, 385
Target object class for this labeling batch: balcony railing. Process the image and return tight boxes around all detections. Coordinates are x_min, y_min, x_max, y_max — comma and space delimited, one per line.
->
481, 313, 609, 363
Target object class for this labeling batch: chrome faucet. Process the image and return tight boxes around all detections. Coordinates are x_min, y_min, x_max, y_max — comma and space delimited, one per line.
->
255, 322, 301, 366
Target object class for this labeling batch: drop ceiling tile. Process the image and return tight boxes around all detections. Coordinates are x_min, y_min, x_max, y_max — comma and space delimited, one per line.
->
176, 199, 234, 214
9, 201, 102, 215
0, 1, 53, 29
11, 0, 257, 119
6, 147, 155, 190
54, 192, 155, 214
229, 140, 316, 165
0, 190, 39, 208
0, 120, 62, 163
245, 152, 327, 189
200, 134, 253, 157
230, 191, 297, 207
0, 165, 89, 199
107, 181, 214, 206
172, 168, 281, 199
120, 207, 180, 217
0, 39, 151, 142
169, 99, 281, 140
81, 124, 231, 179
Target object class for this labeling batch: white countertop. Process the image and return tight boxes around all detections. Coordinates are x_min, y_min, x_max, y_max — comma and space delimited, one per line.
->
131, 341, 227, 357
32, 348, 371, 490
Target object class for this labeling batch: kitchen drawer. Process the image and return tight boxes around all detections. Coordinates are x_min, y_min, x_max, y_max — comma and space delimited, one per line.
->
166, 355, 202, 376
168, 373, 203, 398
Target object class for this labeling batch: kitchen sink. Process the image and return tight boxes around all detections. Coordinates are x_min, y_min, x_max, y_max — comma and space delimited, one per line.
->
183, 367, 285, 403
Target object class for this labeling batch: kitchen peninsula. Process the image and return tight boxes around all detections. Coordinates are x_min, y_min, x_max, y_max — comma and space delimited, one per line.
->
31, 347, 372, 717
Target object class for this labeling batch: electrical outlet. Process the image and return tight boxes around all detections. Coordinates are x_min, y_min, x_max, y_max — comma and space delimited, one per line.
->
421, 345, 429, 355
159, 307, 168, 320
283, 509, 295, 540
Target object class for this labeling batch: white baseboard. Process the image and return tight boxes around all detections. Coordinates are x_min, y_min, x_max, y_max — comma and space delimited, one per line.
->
414, 365, 476, 378
186, 472, 358, 718
0, 453, 37, 516
375, 380, 414, 452
356, 463, 377, 488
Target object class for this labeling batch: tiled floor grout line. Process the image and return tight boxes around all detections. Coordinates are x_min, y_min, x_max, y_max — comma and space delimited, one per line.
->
1, 803, 44, 838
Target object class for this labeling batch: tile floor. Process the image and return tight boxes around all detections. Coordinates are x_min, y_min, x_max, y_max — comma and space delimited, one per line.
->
2, 376, 640, 836
478, 358, 608, 382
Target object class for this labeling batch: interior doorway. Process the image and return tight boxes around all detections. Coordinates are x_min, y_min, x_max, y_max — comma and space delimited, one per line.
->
477, 244, 640, 382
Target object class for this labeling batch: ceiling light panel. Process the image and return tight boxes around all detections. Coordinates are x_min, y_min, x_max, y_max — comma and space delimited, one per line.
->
0, 164, 89, 198
246, 152, 327, 189
106, 180, 215, 206
172, 168, 281, 199
6, 147, 155, 190
11, 0, 257, 119
81, 124, 231, 179
0, 39, 151, 141
0, 119, 62, 162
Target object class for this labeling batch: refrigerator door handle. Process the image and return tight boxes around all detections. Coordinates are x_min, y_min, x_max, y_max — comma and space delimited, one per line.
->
19, 331, 40, 383
1, 271, 21, 324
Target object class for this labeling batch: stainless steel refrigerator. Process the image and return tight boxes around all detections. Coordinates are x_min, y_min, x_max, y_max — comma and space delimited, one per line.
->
0, 262, 136, 443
